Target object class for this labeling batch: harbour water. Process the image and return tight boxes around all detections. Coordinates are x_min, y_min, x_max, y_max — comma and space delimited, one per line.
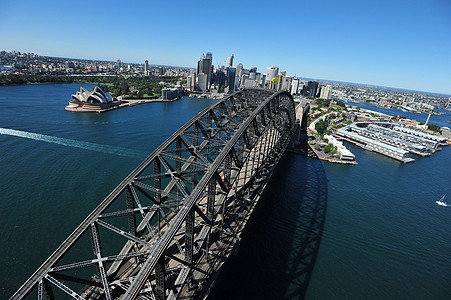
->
1, 84, 450, 298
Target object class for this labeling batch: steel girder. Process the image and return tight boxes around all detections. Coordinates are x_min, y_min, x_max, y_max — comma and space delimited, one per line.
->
11, 89, 296, 300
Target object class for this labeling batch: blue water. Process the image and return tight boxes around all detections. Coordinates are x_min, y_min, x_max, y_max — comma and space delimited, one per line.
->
1, 84, 450, 299
344, 100, 450, 128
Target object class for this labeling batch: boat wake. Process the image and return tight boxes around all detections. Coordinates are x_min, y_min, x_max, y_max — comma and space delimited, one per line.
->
0, 127, 146, 158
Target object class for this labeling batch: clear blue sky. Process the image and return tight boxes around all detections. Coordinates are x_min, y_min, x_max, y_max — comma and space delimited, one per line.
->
1, 0, 450, 95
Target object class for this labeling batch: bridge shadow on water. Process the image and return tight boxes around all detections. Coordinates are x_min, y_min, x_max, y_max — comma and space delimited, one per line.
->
208, 152, 328, 300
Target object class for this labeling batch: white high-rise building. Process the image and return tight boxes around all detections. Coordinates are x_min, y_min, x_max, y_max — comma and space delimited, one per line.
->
320, 84, 332, 99
266, 66, 279, 82
291, 78, 300, 95
187, 75, 193, 92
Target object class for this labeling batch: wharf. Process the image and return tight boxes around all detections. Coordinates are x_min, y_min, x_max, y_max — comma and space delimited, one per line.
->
65, 98, 179, 113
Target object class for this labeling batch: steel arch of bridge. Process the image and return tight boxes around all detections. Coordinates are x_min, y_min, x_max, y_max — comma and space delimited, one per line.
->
12, 88, 296, 300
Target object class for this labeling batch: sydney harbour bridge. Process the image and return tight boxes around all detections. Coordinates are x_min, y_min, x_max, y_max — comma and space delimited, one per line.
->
12, 88, 309, 300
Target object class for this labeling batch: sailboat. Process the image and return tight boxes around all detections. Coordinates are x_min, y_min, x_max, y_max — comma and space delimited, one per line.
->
436, 194, 447, 206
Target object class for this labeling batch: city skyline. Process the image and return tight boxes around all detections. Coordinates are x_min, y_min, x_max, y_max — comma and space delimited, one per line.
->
1, 0, 450, 95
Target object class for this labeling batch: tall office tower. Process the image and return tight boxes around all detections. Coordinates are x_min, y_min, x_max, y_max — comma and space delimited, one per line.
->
236, 63, 243, 77
226, 53, 234, 67
116, 59, 122, 69
197, 73, 208, 92
281, 76, 292, 91
255, 73, 261, 87
280, 71, 286, 77
266, 65, 279, 82
275, 74, 283, 90
190, 70, 197, 91
260, 74, 266, 88
306, 81, 319, 97
291, 78, 300, 95
320, 84, 332, 99
144, 60, 149, 76
215, 69, 226, 88
227, 67, 236, 93
197, 53, 213, 89
187, 75, 193, 92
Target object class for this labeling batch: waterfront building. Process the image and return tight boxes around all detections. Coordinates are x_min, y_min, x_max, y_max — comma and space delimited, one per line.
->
393, 126, 447, 144
353, 124, 433, 156
187, 75, 193, 92
226, 54, 234, 67
70, 86, 114, 104
324, 134, 355, 161
337, 126, 413, 162
66, 86, 121, 111
162, 86, 182, 100
197, 73, 208, 92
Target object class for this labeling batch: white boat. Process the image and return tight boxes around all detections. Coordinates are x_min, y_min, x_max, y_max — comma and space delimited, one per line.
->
436, 194, 447, 206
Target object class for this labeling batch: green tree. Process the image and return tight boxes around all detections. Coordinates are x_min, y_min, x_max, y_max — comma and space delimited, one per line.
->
316, 119, 328, 134
427, 123, 441, 133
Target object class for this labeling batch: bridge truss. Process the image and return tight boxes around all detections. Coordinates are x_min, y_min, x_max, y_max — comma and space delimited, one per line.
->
12, 89, 296, 300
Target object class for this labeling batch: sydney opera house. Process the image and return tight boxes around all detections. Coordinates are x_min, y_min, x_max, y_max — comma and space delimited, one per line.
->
65, 86, 122, 112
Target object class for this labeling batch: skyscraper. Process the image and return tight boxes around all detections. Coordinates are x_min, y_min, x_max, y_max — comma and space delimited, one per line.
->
291, 78, 300, 95
226, 53, 234, 67
266, 66, 279, 82
320, 84, 332, 99
236, 63, 243, 78
187, 75, 193, 92
303, 81, 319, 97
198, 73, 208, 92
281, 76, 292, 91
227, 67, 236, 93
144, 60, 149, 76
197, 53, 213, 90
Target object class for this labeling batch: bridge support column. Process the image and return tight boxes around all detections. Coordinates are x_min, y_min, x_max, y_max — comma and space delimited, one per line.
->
154, 158, 162, 236
41, 278, 55, 300
126, 186, 136, 237
176, 137, 181, 172
207, 177, 215, 222
155, 255, 166, 300
185, 208, 194, 265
